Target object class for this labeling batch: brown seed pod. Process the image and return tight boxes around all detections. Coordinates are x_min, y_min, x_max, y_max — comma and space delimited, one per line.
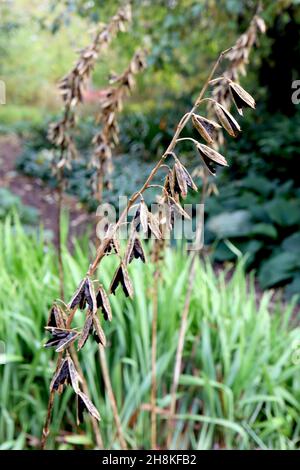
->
68, 279, 86, 310
229, 81, 255, 116
174, 162, 188, 198
92, 314, 107, 347
128, 237, 146, 264
68, 277, 97, 314
213, 102, 241, 137
192, 114, 221, 144
110, 263, 133, 298
139, 200, 149, 234
197, 144, 228, 176
50, 357, 80, 393
47, 305, 65, 329
78, 315, 93, 351
96, 285, 112, 321
84, 278, 98, 314
44, 327, 79, 353
77, 391, 101, 425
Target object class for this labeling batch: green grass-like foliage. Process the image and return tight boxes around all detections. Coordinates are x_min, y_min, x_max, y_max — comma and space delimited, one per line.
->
0, 215, 299, 450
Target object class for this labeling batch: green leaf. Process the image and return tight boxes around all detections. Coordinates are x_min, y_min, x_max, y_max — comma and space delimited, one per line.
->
258, 252, 300, 289
266, 199, 300, 227
207, 210, 252, 238
250, 223, 277, 239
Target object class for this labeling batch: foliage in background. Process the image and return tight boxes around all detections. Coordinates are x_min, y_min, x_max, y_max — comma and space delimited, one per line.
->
0, 216, 299, 450
15, 104, 300, 297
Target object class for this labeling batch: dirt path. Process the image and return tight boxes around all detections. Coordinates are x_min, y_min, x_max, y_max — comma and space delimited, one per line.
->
0, 135, 93, 245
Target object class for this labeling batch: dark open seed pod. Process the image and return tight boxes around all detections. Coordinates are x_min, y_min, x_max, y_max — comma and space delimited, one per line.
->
96, 285, 112, 321
44, 327, 79, 353
77, 391, 100, 425
128, 237, 146, 264
77, 314, 93, 350
229, 81, 255, 116
214, 102, 241, 137
192, 114, 221, 144
197, 144, 228, 176
110, 263, 133, 298
174, 162, 188, 198
92, 314, 106, 347
68, 279, 86, 310
50, 359, 69, 392
84, 278, 97, 314
181, 164, 198, 192
47, 305, 65, 329
50, 356, 79, 393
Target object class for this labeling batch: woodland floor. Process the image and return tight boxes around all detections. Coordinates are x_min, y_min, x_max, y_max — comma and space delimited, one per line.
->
0, 135, 93, 245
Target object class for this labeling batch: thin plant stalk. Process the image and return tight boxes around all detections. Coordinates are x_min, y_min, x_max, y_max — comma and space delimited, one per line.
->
98, 346, 127, 449
56, 170, 65, 301
165, 172, 208, 448
87, 48, 232, 279
151, 269, 159, 449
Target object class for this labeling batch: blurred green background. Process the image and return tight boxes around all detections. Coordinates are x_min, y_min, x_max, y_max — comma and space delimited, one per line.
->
1, 0, 300, 296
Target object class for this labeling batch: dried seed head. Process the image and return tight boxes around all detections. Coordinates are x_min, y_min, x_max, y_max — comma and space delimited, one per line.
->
128, 237, 146, 264
47, 305, 66, 329
68, 277, 97, 314
197, 144, 228, 176
92, 314, 107, 346
229, 81, 255, 115
174, 162, 188, 198
77, 314, 93, 350
213, 102, 241, 137
110, 263, 133, 298
44, 327, 79, 353
96, 285, 112, 321
78, 311, 106, 349
50, 357, 80, 394
138, 200, 149, 234
192, 114, 221, 144
77, 391, 101, 425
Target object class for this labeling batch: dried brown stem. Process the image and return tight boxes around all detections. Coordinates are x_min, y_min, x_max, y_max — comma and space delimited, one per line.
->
165, 167, 208, 448
87, 48, 230, 278
57, 171, 65, 301
98, 346, 127, 450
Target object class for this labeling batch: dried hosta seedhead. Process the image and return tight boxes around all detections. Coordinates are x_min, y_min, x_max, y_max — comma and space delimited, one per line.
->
228, 81, 255, 116
96, 285, 112, 321
173, 161, 198, 198
148, 212, 162, 240
174, 162, 188, 198
77, 314, 93, 351
50, 356, 80, 394
47, 305, 66, 329
44, 327, 79, 353
136, 200, 149, 234
92, 313, 107, 347
192, 114, 221, 144
68, 277, 97, 314
110, 263, 133, 298
213, 102, 241, 138
77, 311, 106, 350
169, 197, 191, 220
77, 391, 101, 425
197, 143, 228, 176
128, 237, 146, 264
103, 235, 121, 256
